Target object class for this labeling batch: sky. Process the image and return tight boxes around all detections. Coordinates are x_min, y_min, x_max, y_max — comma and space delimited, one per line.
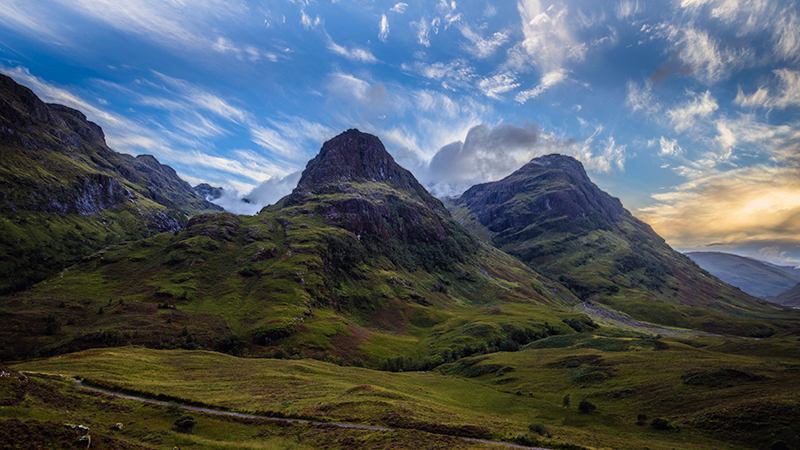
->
0, 0, 799, 266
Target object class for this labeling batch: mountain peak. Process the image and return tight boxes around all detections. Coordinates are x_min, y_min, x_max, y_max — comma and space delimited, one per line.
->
526, 154, 590, 183
292, 129, 400, 191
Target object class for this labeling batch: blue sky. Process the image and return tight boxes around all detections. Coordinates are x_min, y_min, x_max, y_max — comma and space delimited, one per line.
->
1, 0, 799, 266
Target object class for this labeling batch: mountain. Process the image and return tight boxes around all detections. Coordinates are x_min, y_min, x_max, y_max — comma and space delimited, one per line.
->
0, 73, 221, 294
685, 252, 800, 299
448, 154, 787, 335
194, 183, 224, 201
769, 283, 800, 307
0, 129, 578, 363
757, 260, 800, 277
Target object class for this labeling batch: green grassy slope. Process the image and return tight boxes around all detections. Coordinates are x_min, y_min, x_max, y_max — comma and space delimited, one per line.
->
9, 338, 800, 450
449, 155, 799, 337
0, 206, 583, 364
686, 252, 800, 299
0, 74, 221, 294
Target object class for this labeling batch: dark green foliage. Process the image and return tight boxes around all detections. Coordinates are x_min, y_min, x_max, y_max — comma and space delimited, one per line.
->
578, 399, 596, 413
239, 266, 257, 277
562, 318, 583, 332
166, 403, 183, 416
445, 359, 506, 378
563, 393, 571, 407
650, 417, 675, 430
43, 314, 61, 336
174, 414, 196, 432
88, 329, 125, 347
379, 355, 444, 372
529, 422, 550, 437
771, 441, 791, 450
636, 414, 648, 425
572, 366, 615, 383
680, 369, 765, 388
215, 334, 245, 356
97, 306, 105, 315
513, 432, 538, 447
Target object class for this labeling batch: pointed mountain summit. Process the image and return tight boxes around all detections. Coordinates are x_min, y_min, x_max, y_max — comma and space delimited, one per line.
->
450, 154, 784, 336
283, 129, 462, 257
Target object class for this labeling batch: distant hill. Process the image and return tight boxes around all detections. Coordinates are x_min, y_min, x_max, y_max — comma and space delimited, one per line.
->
769, 283, 800, 307
0, 73, 221, 293
685, 252, 800, 299
448, 154, 784, 335
194, 183, 224, 201
755, 259, 800, 277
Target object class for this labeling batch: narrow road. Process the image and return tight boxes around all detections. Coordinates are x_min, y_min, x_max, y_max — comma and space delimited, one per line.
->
74, 379, 553, 449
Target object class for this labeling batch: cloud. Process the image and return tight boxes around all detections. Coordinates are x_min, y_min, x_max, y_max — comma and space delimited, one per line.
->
479, 73, 520, 99
667, 90, 718, 132
326, 35, 378, 63
401, 59, 476, 90
412, 17, 431, 47
379, 14, 389, 42
460, 24, 510, 59
638, 164, 800, 251
212, 37, 278, 62
659, 136, 683, 156
625, 79, 659, 114
735, 69, 800, 109
616, 0, 641, 20
515, 69, 568, 103
0, 0, 68, 45
390, 2, 408, 14
516, 0, 588, 72
216, 170, 303, 215
414, 122, 628, 197
301, 9, 322, 29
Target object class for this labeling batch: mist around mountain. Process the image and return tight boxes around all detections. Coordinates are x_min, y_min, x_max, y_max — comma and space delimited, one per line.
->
685, 252, 800, 300
0, 74, 221, 294
447, 154, 786, 336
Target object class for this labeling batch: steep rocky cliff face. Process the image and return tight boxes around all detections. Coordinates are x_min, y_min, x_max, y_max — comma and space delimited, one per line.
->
283, 129, 477, 272
450, 154, 783, 335
0, 73, 221, 293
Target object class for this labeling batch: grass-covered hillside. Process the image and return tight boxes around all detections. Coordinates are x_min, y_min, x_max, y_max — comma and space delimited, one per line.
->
7, 333, 800, 450
0, 74, 221, 294
448, 155, 797, 337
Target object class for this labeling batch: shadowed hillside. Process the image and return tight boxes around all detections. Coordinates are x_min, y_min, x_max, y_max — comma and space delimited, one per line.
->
686, 251, 799, 299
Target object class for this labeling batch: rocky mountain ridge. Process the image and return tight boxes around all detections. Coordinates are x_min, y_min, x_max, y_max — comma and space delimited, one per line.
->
0, 73, 221, 293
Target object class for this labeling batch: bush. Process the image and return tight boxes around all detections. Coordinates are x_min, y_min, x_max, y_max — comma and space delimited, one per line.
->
578, 398, 596, 413
44, 314, 61, 335
563, 393, 571, 407
650, 417, 675, 430
636, 413, 648, 425
166, 403, 183, 416
528, 422, 550, 437
513, 432, 537, 446
174, 414, 196, 432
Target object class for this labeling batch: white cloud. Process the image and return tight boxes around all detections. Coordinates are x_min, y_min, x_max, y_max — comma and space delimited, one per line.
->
516, 0, 588, 72
735, 69, 800, 109
515, 69, 568, 103
401, 59, 476, 89
460, 24, 509, 59
412, 16, 431, 47
390, 2, 408, 14
625, 79, 659, 114
659, 136, 683, 156
301, 9, 322, 29
211, 37, 278, 62
479, 73, 520, 99
667, 90, 718, 132
379, 14, 389, 42
616, 0, 641, 20
326, 35, 378, 63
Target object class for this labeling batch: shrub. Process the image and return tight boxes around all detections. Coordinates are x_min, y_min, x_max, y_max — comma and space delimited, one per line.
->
174, 414, 196, 432
578, 398, 596, 413
513, 432, 537, 446
650, 417, 675, 430
636, 413, 648, 425
44, 314, 61, 335
528, 422, 550, 437
166, 403, 183, 416
97, 306, 105, 315
563, 393, 571, 408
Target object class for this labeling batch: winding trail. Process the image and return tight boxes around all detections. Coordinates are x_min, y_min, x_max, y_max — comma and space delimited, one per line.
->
74, 380, 552, 450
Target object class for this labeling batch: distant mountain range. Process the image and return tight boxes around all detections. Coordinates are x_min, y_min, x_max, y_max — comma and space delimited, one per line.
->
0, 74, 221, 294
685, 252, 800, 301
1, 74, 797, 363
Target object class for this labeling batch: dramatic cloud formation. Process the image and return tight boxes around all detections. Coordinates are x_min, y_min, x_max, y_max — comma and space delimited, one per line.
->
2, 0, 799, 263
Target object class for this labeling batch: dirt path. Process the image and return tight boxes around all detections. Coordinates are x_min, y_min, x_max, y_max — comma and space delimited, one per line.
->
579, 301, 720, 337
74, 380, 552, 450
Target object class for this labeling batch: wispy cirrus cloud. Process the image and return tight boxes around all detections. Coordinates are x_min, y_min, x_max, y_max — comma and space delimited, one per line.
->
460, 24, 509, 59
326, 34, 378, 63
